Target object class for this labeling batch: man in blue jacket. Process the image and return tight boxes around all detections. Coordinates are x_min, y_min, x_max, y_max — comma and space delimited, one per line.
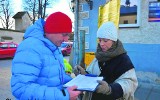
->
11, 12, 81, 100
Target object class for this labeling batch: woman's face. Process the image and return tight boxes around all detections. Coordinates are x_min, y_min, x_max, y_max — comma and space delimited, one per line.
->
98, 38, 114, 52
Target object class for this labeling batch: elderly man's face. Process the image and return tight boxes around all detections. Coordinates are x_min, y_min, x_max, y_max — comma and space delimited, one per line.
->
45, 33, 70, 47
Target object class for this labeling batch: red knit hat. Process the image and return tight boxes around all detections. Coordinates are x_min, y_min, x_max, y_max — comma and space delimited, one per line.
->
44, 12, 72, 34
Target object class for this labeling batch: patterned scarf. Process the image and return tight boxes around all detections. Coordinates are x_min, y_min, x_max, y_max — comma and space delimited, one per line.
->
95, 39, 126, 62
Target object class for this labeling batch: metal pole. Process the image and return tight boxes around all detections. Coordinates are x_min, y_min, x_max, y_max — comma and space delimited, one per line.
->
79, 30, 85, 68
69, 0, 79, 68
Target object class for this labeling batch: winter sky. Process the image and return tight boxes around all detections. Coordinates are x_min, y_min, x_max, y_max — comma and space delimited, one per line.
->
12, 0, 74, 21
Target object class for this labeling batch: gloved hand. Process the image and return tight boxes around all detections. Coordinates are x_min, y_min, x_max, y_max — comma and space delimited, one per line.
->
96, 80, 112, 95
73, 65, 87, 76
67, 85, 81, 100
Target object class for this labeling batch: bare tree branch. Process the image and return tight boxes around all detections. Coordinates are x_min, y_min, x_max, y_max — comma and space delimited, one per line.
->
23, 0, 51, 24
0, 0, 13, 29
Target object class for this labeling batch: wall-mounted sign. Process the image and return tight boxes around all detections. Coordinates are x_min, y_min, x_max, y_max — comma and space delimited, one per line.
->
98, 0, 120, 28
149, 1, 160, 22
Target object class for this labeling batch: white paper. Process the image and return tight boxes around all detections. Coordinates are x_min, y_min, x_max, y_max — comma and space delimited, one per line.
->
63, 74, 103, 91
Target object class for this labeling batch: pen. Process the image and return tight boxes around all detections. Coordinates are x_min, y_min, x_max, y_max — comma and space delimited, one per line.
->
78, 68, 81, 74
76, 65, 81, 74
85, 74, 97, 77
62, 89, 66, 96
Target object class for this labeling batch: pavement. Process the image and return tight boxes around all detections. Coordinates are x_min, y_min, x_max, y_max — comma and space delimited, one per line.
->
0, 66, 15, 100
0, 59, 160, 100
135, 82, 160, 100
134, 71, 160, 100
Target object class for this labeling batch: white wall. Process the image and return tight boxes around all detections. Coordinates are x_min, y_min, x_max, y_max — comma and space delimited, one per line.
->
119, 0, 160, 44
22, 14, 32, 31
0, 30, 24, 44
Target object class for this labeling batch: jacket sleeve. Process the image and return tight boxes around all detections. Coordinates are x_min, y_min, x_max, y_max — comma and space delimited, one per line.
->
114, 68, 138, 100
86, 58, 101, 76
11, 49, 70, 100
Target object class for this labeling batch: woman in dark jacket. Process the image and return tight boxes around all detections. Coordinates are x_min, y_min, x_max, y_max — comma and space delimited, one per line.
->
76, 21, 138, 100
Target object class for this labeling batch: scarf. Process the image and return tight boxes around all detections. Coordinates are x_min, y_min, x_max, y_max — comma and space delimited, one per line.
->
95, 39, 126, 62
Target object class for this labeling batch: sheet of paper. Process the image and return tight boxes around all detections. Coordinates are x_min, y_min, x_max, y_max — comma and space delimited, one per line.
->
63, 74, 103, 91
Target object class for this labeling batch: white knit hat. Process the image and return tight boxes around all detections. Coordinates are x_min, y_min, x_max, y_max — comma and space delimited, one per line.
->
97, 21, 118, 41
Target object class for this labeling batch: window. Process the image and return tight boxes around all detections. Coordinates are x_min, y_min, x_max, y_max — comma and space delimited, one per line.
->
119, 0, 140, 27
124, 20, 128, 24
0, 44, 8, 49
135, 20, 137, 23
9, 43, 17, 48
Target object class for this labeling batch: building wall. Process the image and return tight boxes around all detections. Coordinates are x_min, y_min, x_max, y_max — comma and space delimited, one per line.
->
119, 0, 160, 44
14, 13, 31, 31
15, 19, 23, 31
79, 0, 105, 52
0, 30, 24, 44
78, 0, 160, 76
118, 0, 160, 75
22, 14, 32, 31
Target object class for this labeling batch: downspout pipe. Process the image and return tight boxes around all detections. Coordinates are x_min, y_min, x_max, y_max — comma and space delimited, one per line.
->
69, 0, 79, 68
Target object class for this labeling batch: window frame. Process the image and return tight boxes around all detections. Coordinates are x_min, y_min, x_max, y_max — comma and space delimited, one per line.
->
119, 0, 141, 28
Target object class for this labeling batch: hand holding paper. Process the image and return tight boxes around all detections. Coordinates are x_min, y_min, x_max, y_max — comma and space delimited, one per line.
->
67, 86, 81, 100
96, 80, 112, 95
64, 74, 103, 91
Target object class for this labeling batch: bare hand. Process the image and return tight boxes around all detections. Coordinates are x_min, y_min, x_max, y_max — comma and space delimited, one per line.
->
67, 85, 81, 100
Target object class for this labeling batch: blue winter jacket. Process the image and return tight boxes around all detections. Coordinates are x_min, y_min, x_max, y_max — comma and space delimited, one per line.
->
11, 19, 72, 100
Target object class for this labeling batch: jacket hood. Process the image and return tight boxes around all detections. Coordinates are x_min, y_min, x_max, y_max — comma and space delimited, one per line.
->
23, 18, 59, 52
24, 18, 45, 39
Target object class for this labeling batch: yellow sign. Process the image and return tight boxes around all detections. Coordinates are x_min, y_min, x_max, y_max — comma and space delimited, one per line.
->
98, 0, 121, 28
84, 52, 95, 67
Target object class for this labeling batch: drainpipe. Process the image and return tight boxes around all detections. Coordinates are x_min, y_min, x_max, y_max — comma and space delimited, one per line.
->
79, 30, 85, 68
69, 0, 79, 68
